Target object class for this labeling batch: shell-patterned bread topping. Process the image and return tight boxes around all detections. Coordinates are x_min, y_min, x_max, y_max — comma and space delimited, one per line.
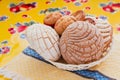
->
71, 10, 85, 21
25, 24, 61, 61
44, 12, 62, 27
85, 15, 113, 52
95, 19, 113, 52
54, 15, 76, 35
60, 21, 104, 64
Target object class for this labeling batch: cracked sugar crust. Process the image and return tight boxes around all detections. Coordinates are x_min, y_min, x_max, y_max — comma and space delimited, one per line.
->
25, 24, 61, 61
85, 15, 113, 52
95, 19, 113, 52
44, 12, 62, 27
71, 10, 85, 21
60, 21, 104, 64
54, 15, 76, 35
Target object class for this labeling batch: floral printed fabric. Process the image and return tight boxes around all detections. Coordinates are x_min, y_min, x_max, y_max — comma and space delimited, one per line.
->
0, 0, 120, 79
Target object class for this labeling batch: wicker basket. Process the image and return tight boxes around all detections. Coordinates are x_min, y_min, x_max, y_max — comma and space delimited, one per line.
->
45, 16, 113, 70
25, 16, 113, 71
44, 40, 113, 71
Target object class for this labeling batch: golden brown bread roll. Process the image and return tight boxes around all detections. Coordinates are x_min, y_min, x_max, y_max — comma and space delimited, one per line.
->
44, 12, 62, 27
71, 10, 85, 21
60, 21, 104, 64
54, 15, 76, 35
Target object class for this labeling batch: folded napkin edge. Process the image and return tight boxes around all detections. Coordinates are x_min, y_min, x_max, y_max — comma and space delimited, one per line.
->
0, 64, 31, 80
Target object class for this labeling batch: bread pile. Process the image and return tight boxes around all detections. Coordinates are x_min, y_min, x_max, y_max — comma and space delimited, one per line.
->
25, 10, 113, 65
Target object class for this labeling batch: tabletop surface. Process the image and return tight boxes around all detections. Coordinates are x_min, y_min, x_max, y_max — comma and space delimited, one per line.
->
0, 0, 120, 80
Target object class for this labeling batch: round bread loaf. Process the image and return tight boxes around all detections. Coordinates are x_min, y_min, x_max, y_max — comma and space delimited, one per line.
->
54, 15, 76, 35
85, 16, 113, 52
44, 12, 62, 27
60, 21, 104, 64
95, 19, 113, 52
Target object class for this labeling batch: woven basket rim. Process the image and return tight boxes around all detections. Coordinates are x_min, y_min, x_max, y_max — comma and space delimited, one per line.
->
45, 38, 113, 70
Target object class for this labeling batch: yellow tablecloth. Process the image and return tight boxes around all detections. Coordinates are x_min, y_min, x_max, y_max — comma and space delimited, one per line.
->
0, 0, 120, 80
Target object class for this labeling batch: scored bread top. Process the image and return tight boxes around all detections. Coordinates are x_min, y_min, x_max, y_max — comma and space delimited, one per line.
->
60, 21, 104, 64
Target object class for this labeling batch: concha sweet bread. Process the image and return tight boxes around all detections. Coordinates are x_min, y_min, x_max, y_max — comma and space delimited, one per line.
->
25, 23, 61, 61
85, 16, 113, 52
95, 19, 113, 52
60, 21, 104, 64
44, 12, 62, 27
71, 10, 85, 21
54, 15, 76, 35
